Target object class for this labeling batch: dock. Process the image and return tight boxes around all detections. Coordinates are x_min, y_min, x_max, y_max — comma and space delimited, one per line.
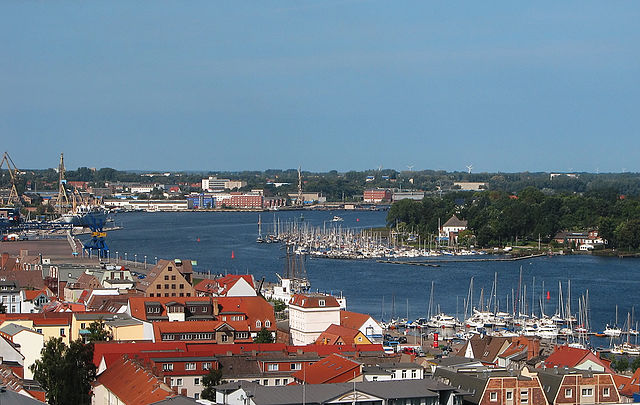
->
378, 253, 547, 265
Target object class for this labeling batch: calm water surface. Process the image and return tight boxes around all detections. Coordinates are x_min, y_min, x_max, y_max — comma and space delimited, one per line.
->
97, 210, 640, 334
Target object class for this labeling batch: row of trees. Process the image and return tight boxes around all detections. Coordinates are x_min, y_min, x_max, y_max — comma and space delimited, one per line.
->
386, 188, 640, 249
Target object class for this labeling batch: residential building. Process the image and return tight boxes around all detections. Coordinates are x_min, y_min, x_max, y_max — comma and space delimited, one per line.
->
0, 280, 21, 313
20, 289, 52, 313
289, 293, 341, 346
194, 275, 257, 297
138, 259, 195, 298
435, 366, 548, 405
457, 335, 512, 364
92, 355, 175, 405
292, 353, 362, 384
542, 345, 614, 374
440, 215, 468, 243
362, 362, 425, 382
0, 324, 43, 380
340, 310, 383, 340
527, 366, 620, 405
215, 379, 465, 405
316, 324, 371, 346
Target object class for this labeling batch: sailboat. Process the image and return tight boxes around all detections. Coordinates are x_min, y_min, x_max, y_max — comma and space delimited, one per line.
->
256, 214, 265, 243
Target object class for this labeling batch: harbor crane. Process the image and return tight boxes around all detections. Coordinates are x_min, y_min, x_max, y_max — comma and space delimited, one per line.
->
0, 152, 22, 206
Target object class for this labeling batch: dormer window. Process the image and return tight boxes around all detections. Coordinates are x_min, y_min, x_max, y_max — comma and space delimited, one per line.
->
256, 320, 261, 328
265, 320, 271, 328
319, 299, 325, 307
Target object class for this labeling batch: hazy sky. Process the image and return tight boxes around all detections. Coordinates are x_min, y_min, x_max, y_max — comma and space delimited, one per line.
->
2, 2, 639, 173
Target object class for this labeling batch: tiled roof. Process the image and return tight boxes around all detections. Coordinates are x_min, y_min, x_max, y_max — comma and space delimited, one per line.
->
316, 324, 362, 345
619, 367, 640, 397
22, 289, 50, 301
95, 355, 174, 405
195, 275, 255, 296
92, 341, 189, 367
128, 297, 212, 321
543, 345, 612, 372
292, 353, 361, 384
153, 320, 222, 342
289, 294, 340, 309
340, 310, 371, 330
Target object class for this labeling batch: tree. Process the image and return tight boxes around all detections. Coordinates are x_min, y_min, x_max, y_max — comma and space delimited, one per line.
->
30, 338, 97, 405
86, 320, 112, 342
200, 367, 223, 401
0, 301, 5, 314
253, 327, 274, 343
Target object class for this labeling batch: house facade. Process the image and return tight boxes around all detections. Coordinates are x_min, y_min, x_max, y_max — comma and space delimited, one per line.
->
289, 294, 341, 346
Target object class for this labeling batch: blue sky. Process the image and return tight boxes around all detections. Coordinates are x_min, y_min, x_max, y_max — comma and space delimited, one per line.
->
1, 2, 638, 173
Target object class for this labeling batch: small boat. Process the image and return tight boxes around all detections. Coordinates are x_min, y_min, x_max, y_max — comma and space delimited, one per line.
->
603, 325, 622, 337
331, 216, 344, 222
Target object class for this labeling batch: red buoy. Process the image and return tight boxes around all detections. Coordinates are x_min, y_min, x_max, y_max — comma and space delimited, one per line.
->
546, 291, 550, 300
197, 237, 200, 242
231, 251, 235, 259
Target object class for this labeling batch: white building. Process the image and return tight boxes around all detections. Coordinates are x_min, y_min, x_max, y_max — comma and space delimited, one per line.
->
202, 177, 247, 192
439, 215, 468, 244
288, 293, 341, 346
0, 323, 44, 380
0, 280, 22, 313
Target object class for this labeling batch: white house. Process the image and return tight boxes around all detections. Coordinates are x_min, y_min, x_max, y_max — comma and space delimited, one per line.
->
439, 215, 468, 244
0, 323, 44, 380
288, 293, 341, 346
340, 311, 383, 340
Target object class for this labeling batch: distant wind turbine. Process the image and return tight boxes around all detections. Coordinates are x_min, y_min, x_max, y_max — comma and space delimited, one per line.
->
407, 164, 414, 172
466, 164, 473, 174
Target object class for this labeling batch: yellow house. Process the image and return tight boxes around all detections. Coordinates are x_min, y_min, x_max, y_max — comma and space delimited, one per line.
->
72, 313, 145, 342
315, 324, 373, 345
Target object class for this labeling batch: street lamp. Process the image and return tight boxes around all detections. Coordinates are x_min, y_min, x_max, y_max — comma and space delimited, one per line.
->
115, 251, 119, 264
144, 255, 147, 269
124, 253, 128, 263
134, 254, 137, 264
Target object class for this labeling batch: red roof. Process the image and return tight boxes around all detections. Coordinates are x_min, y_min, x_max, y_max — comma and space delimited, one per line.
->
289, 294, 340, 309
543, 345, 613, 373
195, 275, 255, 296
0, 312, 72, 326
22, 289, 50, 301
316, 324, 363, 345
340, 310, 371, 330
92, 341, 188, 367
291, 353, 361, 384
619, 368, 640, 397
94, 355, 174, 405
128, 296, 213, 321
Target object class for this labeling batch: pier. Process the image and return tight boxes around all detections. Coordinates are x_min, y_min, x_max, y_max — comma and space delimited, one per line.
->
378, 253, 547, 265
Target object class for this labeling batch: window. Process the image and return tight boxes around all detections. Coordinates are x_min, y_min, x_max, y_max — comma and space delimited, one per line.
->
164, 284, 169, 289
185, 363, 196, 370
60, 328, 65, 336
221, 334, 228, 342
168, 266, 172, 271
411, 370, 417, 378
490, 392, 498, 402
156, 284, 161, 289
194, 393, 199, 400
268, 364, 278, 371
162, 334, 175, 341
275, 379, 280, 386
171, 275, 176, 280
165, 275, 169, 280
283, 378, 288, 385
506, 391, 513, 401
373, 376, 378, 381
582, 388, 593, 397
202, 362, 211, 370
402, 370, 407, 379
256, 320, 261, 328
520, 390, 528, 404
319, 299, 325, 307
190, 306, 197, 312
171, 284, 176, 289
194, 378, 200, 385
265, 320, 271, 328
603, 388, 610, 397
36, 329, 42, 334
81, 323, 86, 329
565, 388, 572, 398
180, 284, 184, 289
236, 332, 249, 339
163, 363, 174, 371
263, 379, 268, 386
291, 363, 301, 371
175, 378, 182, 386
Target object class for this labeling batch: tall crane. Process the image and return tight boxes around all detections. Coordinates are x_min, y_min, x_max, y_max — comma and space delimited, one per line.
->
296, 166, 303, 207
0, 152, 21, 206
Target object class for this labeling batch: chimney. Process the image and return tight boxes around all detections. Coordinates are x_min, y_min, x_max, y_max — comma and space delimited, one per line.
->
213, 298, 219, 316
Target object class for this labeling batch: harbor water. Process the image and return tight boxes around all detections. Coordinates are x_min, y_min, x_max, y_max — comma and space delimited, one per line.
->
99, 210, 640, 336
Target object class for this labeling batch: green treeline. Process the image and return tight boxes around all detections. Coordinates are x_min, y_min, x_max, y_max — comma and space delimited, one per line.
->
386, 187, 640, 250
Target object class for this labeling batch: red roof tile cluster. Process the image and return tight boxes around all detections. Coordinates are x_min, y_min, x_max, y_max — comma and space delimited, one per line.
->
22, 288, 52, 301
95, 355, 174, 405
195, 274, 255, 296
543, 345, 613, 373
291, 353, 361, 384
0, 312, 72, 326
289, 294, 340, 309
316, 324, 365, 345
340, 310, 371, 330
618, 367, 640, 397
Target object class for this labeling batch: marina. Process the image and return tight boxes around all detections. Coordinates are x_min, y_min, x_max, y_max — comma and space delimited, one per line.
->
98, 209, 640, 349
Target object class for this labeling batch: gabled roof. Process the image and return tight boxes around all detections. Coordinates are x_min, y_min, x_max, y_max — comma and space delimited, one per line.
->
128, 297, 212, 321
292, 353, 361, 384
289, 294, 340, 309
194, 274, 255, 296
340, 310, 373, 331
22, 289, 51, 302
619, 367, 640, 397
543, 345, 612, 373
0, 323, 38, 337
316, 324, 365, 345
457, 335, 510, 364
139, 259, 193, 291
442, 215, 467, 228
94, 355, 174, 405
